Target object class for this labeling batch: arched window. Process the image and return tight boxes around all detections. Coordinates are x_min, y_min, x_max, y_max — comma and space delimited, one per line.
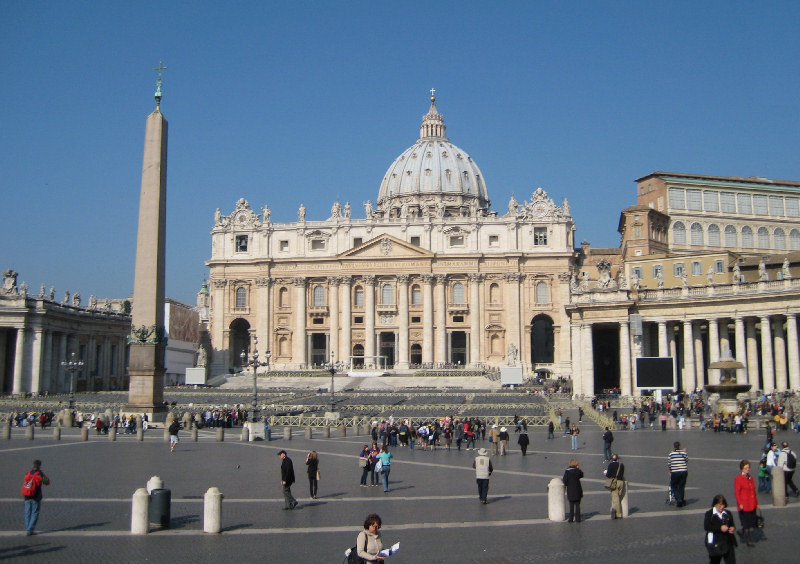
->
411, 284, 422, 305
707, 224, 721, 247
774, 228, 786, 250
410, 344, 422, 365
741, 226, 754, 248
381, 283, 393, 305
354, 286, 364, 307
757, 227, 770, 249
790, 229, 800, 250
452, 282, 464, 304
673, 221, 686, 245
690, 223, 703, 246
535, 281, 548, 304
489, 283, 500, 304
235, 287, 247, 308
313, 285, 325, 307
724, 225, 737, 248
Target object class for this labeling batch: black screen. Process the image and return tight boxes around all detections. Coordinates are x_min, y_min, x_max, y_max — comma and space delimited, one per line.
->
635, 357, 675, 389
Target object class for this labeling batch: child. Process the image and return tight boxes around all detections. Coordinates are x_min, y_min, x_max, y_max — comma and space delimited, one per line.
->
758, 457, 771, 493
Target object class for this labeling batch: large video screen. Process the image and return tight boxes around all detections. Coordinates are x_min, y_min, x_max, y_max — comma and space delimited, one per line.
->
635, 357, 675, 389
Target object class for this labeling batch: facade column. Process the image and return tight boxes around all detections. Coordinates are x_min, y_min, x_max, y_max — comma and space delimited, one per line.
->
210, 279, 227, 371
658, 321, 668, 357
434, 274, 447, 364
57, 333, 68, 392
582, 323, 594, 395
255, 277, 273, 356
570, 321, 582, 395
30, 328, 44, 394
708, 318, 721, 385
786, 313, 800, 391
468, 273, 483, 367
327, 277, 340, 363
422, 274, 434, 364
292, 277, 307, 368
773, 317, 788, 392
363, 275, 376, 361
682, 320, 696, 393
41, 330, 52, 392
87, 335, 96, 379
619, 320, 632, 396
760, 315, 775, 392
340, 276, 352, 366
694, 324, 705, 389
396, 275, 409, 369
734, 317, 747, 384
719, 321, 730, 358
745, 319, 759, 390
504, 272, 522, 365
12, 328, 27, 395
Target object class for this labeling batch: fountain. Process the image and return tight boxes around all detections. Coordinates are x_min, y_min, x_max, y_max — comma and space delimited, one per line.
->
704, 349, 751, 415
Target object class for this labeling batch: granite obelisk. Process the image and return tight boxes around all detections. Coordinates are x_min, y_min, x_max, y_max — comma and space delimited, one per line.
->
127, 63, 168, 420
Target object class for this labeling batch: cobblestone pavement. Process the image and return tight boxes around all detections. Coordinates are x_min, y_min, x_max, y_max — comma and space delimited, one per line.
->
2, 412, 800, 563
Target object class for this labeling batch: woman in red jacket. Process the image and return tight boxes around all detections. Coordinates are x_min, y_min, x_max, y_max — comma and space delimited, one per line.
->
733, 459, 759, 547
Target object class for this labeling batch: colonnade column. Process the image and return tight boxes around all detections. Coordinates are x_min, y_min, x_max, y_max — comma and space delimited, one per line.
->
694, 325, 705, 389
657, 321, 668, 357
760, 315, 775, 392
422, 274, 434, 364
327, 277, 340, 363
30, 328, 44, 394
41, 330, 53, 392
786, 313, 800, 391
292, 277, 307, 368
734, 317, 747, 384
211, 280, 227, 370
682, 320, 696, 393
12, 328, 26, 395
745, 320, 759, 390
434, 275, 447, 364
619, 320, 632, 396
57, 333, 68, 392
255, 277, 272, 356
582, 323, 594, 395
363, 275, 376, 361
396, 275, 409, 369
708, 318, 720, 385
773, 317, 787, 392
570, 321, 582, 396
504, 272, 522, 363
340, 276, 352, 366
468, 273, 482, 367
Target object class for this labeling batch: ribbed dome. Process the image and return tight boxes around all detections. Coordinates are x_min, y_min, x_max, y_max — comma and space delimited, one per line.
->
377, 94, 489, 211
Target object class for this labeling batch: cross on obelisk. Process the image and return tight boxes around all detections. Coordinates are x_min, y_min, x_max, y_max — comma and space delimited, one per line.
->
126, 63, 169, 420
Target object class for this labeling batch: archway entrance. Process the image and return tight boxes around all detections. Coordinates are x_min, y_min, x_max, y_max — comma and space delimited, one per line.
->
530, 315, 554, 366
410, 344, 422, 366
593, 325, 620, 393
352, 344, 364, 368
379, 332, 395, 368
229, 318, 251, 370
310, 333, 327, 366
450, 331, 467, 365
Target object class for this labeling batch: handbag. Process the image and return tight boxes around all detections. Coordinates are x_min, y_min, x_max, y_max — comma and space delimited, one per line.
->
316, 470, 321, 481
756, 511, 765, 529
604, 463, 621, 490
374, 459, 383, 473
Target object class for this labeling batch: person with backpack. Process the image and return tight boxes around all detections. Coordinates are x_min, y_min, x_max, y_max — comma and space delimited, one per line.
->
22, 459, 50, 536
778, 441, 799, 497
351, 513, 384, 563
168, 419, 180, 453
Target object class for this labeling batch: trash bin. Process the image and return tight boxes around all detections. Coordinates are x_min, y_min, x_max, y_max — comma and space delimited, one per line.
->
149, 488, 171, 528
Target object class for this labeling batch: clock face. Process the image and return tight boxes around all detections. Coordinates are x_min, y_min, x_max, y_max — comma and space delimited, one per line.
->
238, 214, 247, 223
532, 202, 547, 217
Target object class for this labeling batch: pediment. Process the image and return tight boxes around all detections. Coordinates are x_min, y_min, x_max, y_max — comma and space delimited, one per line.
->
340, 234, 434, 259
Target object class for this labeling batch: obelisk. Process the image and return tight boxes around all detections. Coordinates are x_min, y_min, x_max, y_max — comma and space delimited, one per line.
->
126, 63, 168, 420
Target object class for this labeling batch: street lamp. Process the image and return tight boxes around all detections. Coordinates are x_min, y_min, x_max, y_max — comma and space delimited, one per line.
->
328, 351, 336, 413
61, 352, 84, 410
240, 336, 270, 423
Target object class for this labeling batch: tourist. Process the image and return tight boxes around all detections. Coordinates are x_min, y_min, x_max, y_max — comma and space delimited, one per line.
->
168, 419, 180, 453
473, 447, 493, 504
278, 450, 297, 510
306, 450, 319, 499
733, 459, 758, 547
369, 442, 381, 486
498, 426, 509, 455
488, 425, 500, 455
376, 445, 393, 493
354, 513, 385, 562
668, 441, 689, 507
562, 459, 584, 523
777, 441, 799, 497
604, 454, 625, 519
602, 427, 614, 461
359, 445, 371, 487
570, 423, 580, 451
517, 429, 530, 456
703, 494, 737, 563
22, 459, 50, 536
757, 456, 771, 494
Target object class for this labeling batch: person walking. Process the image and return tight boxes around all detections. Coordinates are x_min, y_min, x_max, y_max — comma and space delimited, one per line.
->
517, 430, 530, 456
22, 459, 50, 536
777, 441, 799, 497
704, 494, 737, 564
278, 450, 298, 510
473, 447, 493, 504
498, 426, 509, 455
376, 445, 393, 493
354, 513, 385, 563
602, 427, 614, 461
668, 441, 689, 507
570, 423, 580, 451
168, 419, 180, 453
604, 454, 625, 519
359, 445, 371, 487
562, 459, 584, 522
488, 425, 500, 455
547, 420, 555, 440
733, 459, 758, 547
306, 450, 319, 499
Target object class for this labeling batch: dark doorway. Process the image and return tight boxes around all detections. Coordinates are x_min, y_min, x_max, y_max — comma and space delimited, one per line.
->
530, 315, 554, 365
593, 325, 620, 393
352, 344, 364, 368
379, 332, 395, 367
410, 344, 422, 366
450, 331, 467, 365
310, 333, 327, 366
229, 318, 251, 369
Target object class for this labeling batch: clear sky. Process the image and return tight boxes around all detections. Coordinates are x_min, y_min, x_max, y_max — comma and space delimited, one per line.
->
2, 1, 799, 304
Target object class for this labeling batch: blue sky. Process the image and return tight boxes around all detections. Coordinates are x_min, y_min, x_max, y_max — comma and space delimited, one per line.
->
2, 1, 799, 304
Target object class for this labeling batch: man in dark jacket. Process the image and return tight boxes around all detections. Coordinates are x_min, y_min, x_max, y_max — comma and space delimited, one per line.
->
278, 450, 297, 509
23, 459, 50, 535
602, 427, 614, 461
605, 454, 625, 519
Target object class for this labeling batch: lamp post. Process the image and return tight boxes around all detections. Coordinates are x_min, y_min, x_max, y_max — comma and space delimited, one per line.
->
61, 352, 84, 410
240, 336, 270, 423
328, 351, 336, 413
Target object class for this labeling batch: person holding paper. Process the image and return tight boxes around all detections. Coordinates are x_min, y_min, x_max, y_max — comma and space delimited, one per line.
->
356, 513, 385, 562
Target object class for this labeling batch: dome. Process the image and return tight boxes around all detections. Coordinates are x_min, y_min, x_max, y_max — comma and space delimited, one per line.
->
377, 94, 489, 214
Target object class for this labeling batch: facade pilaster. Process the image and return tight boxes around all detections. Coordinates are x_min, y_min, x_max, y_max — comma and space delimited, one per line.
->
363, 275, 376, 360
292, 277, 307, 368
30, 328, 44, 394
58, 333, 68, 392
619, 320, 632, 396
340, 276, 352, 365
396, 274, 410, 369
504, 272, 522, 366
422, 274, 434, 364
746, 319, 759, 389
570, 322, 583, 395
734, 317, 747, 384
760, 315, 775, 392
434, 274, 447, 363
708, 318, 720, 385
682, 320, 696, 393
773, 317, 788, 392
327, 277, 340, 363
786, 314, 800, 391
210, 279, 227, 371
255, 277, 273, 356
468, 273, 483, 367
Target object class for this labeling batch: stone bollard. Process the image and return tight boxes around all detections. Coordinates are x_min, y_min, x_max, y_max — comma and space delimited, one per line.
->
164, 426, 171, 442
283, 427, 292, 441
146, 476, 164, 494
241, 426, 249, 442
191, 427, 198, 442
137, 422, 144, 442
131, 488, 150, 535
621, 481, 629, 517
25, 424, 35, 440
265, 427, 271, 441
324, 426, 331, 438
772, 466, 787, 507
305, 427, 313, 439
2, 422, 10, 440
339, 426, 347, 438
216, 427, 224, 442
547, 478, 565, 521
204, 487, 224, 534
81, 426, 89, 441
53, 426, 61, 441
109, 426, 117, 441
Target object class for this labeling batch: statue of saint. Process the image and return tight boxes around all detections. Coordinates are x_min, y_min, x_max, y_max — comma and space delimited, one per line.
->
261, 204, 271, 223
214, 208, 221, 224
72, 292, 81, 307
19, 281, 28, 297
89, 295, 98, 310
343, 202, 351, 218
562, 198, 570, 215
507, 195, 518, 216
707, 266, 715, 285
331, 200, 341, 219
507, 343, 518, 366
62, 291, 70, 306
48, 286, 55, 301
657, 270, 664, 288
758, 259, 767, 281
783, 258, 791, 279
733, 263, 741, 284
39, 283, 45, 298
196, 345, 208, 367
298, 203, 306, 222
364, 200, 374, 219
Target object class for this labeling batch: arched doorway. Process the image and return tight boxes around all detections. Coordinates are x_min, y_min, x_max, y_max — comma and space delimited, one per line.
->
229, 318, 251, 370
410, 344, 422, 366
352, 344, 364, 368
530, 314, 554, 366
